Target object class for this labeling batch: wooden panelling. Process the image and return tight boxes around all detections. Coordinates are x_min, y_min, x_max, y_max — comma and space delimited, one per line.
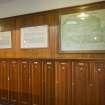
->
0, 2, 105, 104
89, 62, 105, 105
16, 15, 35, 28
31, 60, 42, 105
72, 62, 89, 105
55, 61, 72, 105
0, 59, 105, 105
0, 61, 9, 104
19, 60, 31, 105
0, 18, 15, 32
0, 2, 104, 58
86, 62, 96, 105
0, 17, 16, 58
9, 60, 19, 105
43, 60, 55, 105
14, 13, 53, 58
72, 61, 105, 105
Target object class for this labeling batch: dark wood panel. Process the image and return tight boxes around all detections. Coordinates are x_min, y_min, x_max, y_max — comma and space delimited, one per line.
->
0, 61, 9, 104
0, 58, 105, 105
0, 18, 15, 32
0, 2, 104, 58
0, 17, 16, 58
55, 61, 72, 105
16, 15, 35, 28
15, 13, 51, 58
19, 60, 31, 105
89, 62, 105, 105
43, 60, 55, 105
72, 62, 89, 105
9, 60, 19, 105
31, 60, 42, 105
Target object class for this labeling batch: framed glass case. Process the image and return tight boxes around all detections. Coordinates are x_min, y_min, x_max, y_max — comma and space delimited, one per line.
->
59, 4, 105, 53
0, 31, 11, 49
21, 25, 48, 48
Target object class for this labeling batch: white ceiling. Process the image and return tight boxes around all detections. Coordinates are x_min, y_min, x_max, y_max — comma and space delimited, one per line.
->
0, 0, 14, 4
0, 0, 104, 18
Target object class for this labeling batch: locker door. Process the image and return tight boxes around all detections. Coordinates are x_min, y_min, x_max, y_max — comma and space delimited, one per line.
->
31, 60, 42, 105
55, 61, 72, 105
0, 60, 9, 104
72, 61, 89, 105
19, 60, 31, 105
43, 60, 55, 105
89, 62, 105, 105
9, 60, 19, 105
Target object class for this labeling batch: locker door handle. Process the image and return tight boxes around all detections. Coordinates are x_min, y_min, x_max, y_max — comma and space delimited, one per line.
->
61, 62, 66, 65
78, 63, 85, 66
89, 83, 93, 87
72, 82, 75, 86
97, 68, 101, 72
34, 62, 38, 64
8, 77, 10, 81
47, 62, 52, 65
62, 66, 65, 70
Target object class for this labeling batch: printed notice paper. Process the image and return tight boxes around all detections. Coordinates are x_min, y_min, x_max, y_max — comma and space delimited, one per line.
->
0, 31, 11, 48
21, 25, 48, 48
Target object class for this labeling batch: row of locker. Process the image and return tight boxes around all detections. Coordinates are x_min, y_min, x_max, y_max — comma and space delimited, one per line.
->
0, 59, 105, 105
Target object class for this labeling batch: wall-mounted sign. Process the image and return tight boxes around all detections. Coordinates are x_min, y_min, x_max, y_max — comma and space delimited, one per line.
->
0, 31, 11, 49
21, 25, 48, 48
59, 8, 105, 53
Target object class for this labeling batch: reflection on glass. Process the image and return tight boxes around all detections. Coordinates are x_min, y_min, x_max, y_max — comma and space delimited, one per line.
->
78, 13, 89, 20
60, 9, 105, 51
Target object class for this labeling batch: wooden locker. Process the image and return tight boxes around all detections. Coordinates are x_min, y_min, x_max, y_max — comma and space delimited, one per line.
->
0, 60, 9, 104
43, 60, 55, 105
89, 62, 105, 105
9, 60, 19, 105
72, 61, 89, 105
31, 60, 42, 105
19, 60, 31, 105
55, 61, 72, 105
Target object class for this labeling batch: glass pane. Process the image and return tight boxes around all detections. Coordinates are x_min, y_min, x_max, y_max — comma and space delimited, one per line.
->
60, 9, 105, 51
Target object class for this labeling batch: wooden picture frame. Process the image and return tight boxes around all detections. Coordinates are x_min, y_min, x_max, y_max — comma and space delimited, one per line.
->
59, 1, 105, 53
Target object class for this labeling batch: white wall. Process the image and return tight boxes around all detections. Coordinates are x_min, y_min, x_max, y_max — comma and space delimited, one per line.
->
0, 0, 104, 18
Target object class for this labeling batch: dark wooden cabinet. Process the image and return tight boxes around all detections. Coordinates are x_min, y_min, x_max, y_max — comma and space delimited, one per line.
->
72, 62, 89, 105
19, 60, 31, 105
0, 59, 105, 105
43, 61, 55, 105
31, 60, 42, 105
0, 61, 9, 104
55, 61, 72, 105
9, 61, 19, 105
88, 62, 105, 105
55, 60, 105, 105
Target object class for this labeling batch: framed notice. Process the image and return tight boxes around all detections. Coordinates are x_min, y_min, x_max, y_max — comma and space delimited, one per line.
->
21, 25, 48, 48
59, 3, 105, 53
0, 31, 11, 49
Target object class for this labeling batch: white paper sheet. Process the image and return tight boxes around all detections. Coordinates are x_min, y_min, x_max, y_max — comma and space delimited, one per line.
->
0, 31, 11, 48
21, 25, 48, 48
